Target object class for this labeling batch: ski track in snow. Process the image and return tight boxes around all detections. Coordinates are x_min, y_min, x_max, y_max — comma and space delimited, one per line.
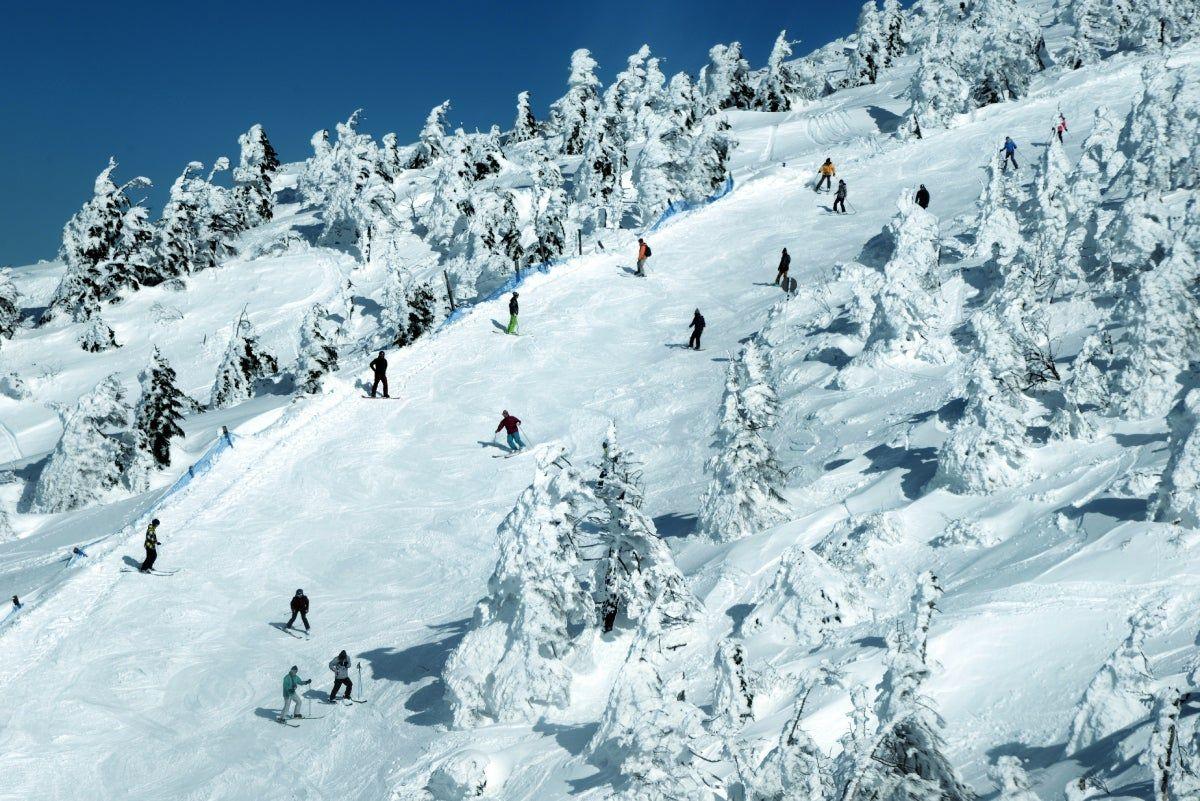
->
1, 37, 1199, 801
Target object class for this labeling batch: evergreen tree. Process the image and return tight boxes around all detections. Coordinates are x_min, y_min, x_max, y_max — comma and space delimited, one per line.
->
965, 0, 1044, 107
974, 154, 1025, 263
476, 190, 524, 273
757, 31, 816, 111
1145, 687, 1187, 801
742, 546, 865, 646
118, 204, 159, 289
0, 268, 20, 341
903, 29, 971, 138
210, 313, 279, 409
528, 147, 568, 266
989, 757, 1039, 801
32, 374, 130, 513
134, 347, 187, 468
158, 162, 205, 281
551, 49, 601, 156
846, 1, 886, 86
377, 132, 404, 181
880, 0, 909, 64
423, 130, 477, 247
407, 100, 451, 169
443, 450, 595, 728
699, 42, 754, 111
684, 115, 734, 199
234, 123, 279, 225
295, 304, 339, 395
573, 113, 625, 232
471, 125, 505, 180
192, 158, 244, 272
511, 90, 538, 142
1155, 390, 1200, 527
79, 316, 119, 352
712, 638, 756, 732
605, 44, 652, 139
667, 72, 702, 131
933, 359, 1029, 494
745, 674, 835, 801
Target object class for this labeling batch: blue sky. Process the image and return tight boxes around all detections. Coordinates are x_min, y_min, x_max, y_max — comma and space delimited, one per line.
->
1, 0, 865, 265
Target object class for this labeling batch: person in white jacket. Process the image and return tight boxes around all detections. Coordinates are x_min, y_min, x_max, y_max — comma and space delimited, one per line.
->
328, 650, 353, 701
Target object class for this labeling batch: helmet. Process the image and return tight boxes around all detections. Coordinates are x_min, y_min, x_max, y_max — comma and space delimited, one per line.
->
151, 518, 160, 526
295, 589, 304, 595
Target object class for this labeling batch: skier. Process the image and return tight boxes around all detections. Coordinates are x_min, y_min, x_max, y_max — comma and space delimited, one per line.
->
1056, 114, 1068, 143
328, 650, 353, 701
773, 248, 791, 286
1001, 137, 1019, 170
833, 180, 848, 214
505, 292, 519, 335
11, 595, 20, 610
280, 666, 311, 721
286, 589, 310, 632
139, 519, 160, 573
688, 309, 706, 350
495, 410, 526, 452
815, 158, 836, 192
635, 238, 651, 277
915, 184, 930, 209
368, 351, 389, 398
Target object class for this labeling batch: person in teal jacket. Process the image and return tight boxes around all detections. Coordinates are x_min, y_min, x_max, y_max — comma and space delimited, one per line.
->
280, 666, 311, 720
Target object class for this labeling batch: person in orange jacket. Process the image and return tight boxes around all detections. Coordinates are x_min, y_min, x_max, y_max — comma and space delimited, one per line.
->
815, 158, 836, 192
636, 238, 651, 277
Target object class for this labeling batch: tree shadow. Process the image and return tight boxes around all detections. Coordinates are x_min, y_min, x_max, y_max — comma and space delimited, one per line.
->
352, 295, 383, 324
824, 458, 853, 471
13, 456, 47, 513
862, 443, 938, 500
937, 397, 967, 426
1113, 432, 1168, 447
566, 765, 622, 795
726, 603, 754, 635
810, 347, 852, 369
653, 513, 697, 540
865, 105, 904, 134
855, 229, 893, 271
532, 721, 599, 757
1056, 497, 1149, 523
985, 740, 1064, 770
853, 635, 887, 649
358, 618, 470, 727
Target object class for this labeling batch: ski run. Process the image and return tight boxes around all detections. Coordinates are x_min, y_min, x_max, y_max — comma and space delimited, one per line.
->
3, 1, 1200, 799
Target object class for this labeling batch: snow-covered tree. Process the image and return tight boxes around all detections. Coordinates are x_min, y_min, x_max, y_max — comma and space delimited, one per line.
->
712, 638, 759, 732
79, 315, 119, 352
0, 269, 21, 340
605, 44, 652, 139
668, 72, 702, 131
844, 573, 974, 801
745, 674, 836, 801
407, 100, 451, 169
1066, 605, 1165, 754
1113, 63, 1200, 197
443, 450, 595, 728
133, 348, 187, 469
684, 115, 734, 200
475, 190, 524, 273
32, 374, 130, 513
697, 347, 788, 542
382, 268, 440, 349
528, 147, 568, 266
933, 359, 1029, 494
974, 154, 1025, 263
573, 113, 625, 232
471, 126, 505, 180
699, 42, 754, 112
117, 204, 159, 290
210, 313, 279, 409
191, 158, 244, 272
1155, 390, 1200, 527
847, 2, 886, 86
1144, 687, 1188, 801
903, 27, 971, 139
989, 757, 1039, 801
590, 423, 701, 633
157, 162, 205, 281
423, 130, 477, 248
757, 31, 796, 111
965, 0, 1045, 107
234, 123, 279, 225
880, 0, 909, 64
294, 304, 339, 395
1020, 133, 1083, 295
550, 49, 601, 156
511, 90, 538, 142
742, 546, 865, 646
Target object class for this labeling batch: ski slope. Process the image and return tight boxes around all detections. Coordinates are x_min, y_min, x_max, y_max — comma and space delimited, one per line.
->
2, 39, 1199, 801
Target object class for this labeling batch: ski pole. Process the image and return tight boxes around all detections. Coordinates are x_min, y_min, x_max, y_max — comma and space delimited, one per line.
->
357, 662, 363, 702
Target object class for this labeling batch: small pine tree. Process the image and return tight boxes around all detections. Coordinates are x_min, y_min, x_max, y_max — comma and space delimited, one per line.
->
0, 268, 20, 340
742, 546, 865, 646
712, 638, 757, 732
757, 31, 818, 111
295, 304, 339, 394
989, 757, 1039, 801
974, 155, 1025, 263
134, 348, 187, 468
903, 28, 971, 138
933, 359, 1029, 494
407, 100, 451, 169
667, 72, 702, 131
423, 130, 477, 248
880, 0, 909, 64
551, 49, 601, 156
511, 90, 538, 142
234, 123, 279, 225
573, 114, 625, 232
210, 313, 279, 409
32, 374, 130, 513
79, 315, 119, 352
1144, 687, 1185, 801
745, 674, 835, 801
158, 163, 205, 281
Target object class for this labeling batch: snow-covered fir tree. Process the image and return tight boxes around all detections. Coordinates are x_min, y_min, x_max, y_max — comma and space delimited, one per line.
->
210, 313, 279, 409
294, 304, 339, 395
1157, 390, 1200, 527
527, 146, 568, 266
475, 190, 524, 274
0, 268, 20, 341
443, 450, 595, 728
1066, 605, 1164, 754
118, 204, 159, 290
1019, 133, 1083, 296
31, 374, 130, 513
510, 90, 538, 142
79, 315, 119, 352
744, 674, 836, 801
685, 115, 734, 200
550, 49, 601, 156
880, 0, 909, 64
1143, 686, 1188, 801
234, 123, 279, 225
756, 30, 824, 111
1113, 63, 1200, 197
903, 28, 971, 138
933, 358, 1029, 494
843, 573, 975, 801
699, 42, 754, 111
133, 347, 187, 469
573, 113, 625, 232
965, 0, 1045, 108
157, 162, 205, 281
742, 546, 865, 646
712, 638, 756, 732
191, 158, 244, 272
407, 100, 451, 169
668, 72, 702, 131
470, 125, 505, 180
423, 130, 477, 248
974, 154, 1025, 264
590, 423, 701, 633
989, 757, 1039, 801
696, 347, 788, 542
605, 44, 652, 139
846, 1, 886, 86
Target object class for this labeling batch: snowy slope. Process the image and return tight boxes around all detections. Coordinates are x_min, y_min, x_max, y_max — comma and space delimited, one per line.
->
2, 23, 1200, 801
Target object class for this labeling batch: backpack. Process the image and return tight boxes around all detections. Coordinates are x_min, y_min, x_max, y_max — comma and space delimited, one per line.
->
644, 244, 652, 257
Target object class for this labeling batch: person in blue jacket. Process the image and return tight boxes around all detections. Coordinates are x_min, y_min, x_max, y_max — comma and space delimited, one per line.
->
279, 666, 311, 720
1002, 137, 1019, 170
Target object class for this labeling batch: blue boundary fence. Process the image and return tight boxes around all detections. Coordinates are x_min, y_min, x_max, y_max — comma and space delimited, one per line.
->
437, 175, 735, 330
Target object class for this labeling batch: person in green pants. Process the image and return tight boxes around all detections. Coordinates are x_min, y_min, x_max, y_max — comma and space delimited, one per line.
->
505, 292, 519, 334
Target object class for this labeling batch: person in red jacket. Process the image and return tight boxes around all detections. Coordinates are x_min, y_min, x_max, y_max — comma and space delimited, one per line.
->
635, 238, 651, 277
495, 411, 526, 452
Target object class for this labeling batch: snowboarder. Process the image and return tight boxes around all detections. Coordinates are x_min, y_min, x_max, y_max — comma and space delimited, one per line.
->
286, 589, 310, 632
328, 650, 353, 701
773, 248, 791, 286
1001, 137, 1019, 170
833, 180, 847, 214
916, 184, 930, 209
368, 351, 389, 398
280, 666, 311, 720
815, 158, 836, 192
505, 292, 519, 335
11, 595, 20, 610
495, 410, 526, 452
635, 238, 651, 277
139, 519, 160, 573
688, 309, 706, 350
1056, 114, 1068, 143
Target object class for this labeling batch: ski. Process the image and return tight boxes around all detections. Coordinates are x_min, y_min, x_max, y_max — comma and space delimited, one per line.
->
360, 396, 399, 400
492, 452, 525, 459
275, 718, 300, 727
347, 698, 368, 704
121, 568, 179, 576
275, 626, 303, 639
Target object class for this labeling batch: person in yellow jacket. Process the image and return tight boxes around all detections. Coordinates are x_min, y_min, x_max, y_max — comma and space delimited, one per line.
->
815, 158, 836, 192
139, 519, 161, 573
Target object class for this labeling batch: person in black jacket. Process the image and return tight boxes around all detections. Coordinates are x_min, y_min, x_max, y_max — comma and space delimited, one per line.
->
833, 180, 847, 214
286, 589, 310, 631
915, 184, 930, 209
774, 248, 791, 286
688, 310, 705, 350
505, 292, 519, 335
368, 351, 389, 398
